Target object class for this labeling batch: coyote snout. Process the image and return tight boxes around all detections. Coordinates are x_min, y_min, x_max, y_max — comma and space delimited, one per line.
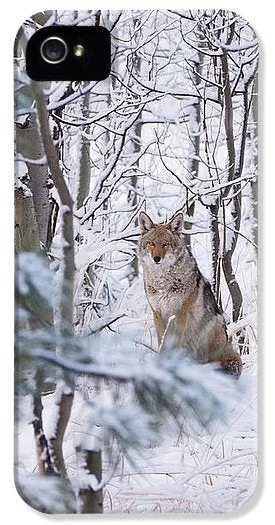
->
138, 210, 242, 379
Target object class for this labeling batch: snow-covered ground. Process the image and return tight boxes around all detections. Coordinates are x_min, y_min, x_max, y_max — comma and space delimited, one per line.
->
103, 375, 257, 514
15, 284, 257, 514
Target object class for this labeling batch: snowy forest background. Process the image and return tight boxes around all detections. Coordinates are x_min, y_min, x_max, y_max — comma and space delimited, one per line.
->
14, 10, 258, 514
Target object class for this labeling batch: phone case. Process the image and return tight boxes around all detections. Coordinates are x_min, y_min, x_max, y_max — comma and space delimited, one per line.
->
14, 9, 258, 514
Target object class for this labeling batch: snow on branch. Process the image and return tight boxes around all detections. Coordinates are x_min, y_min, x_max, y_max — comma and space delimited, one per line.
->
16, 474, 76, 513
31, 342, 240, 433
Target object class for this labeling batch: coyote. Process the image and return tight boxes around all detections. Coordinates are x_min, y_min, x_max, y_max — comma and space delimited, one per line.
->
138, 211, 242, 378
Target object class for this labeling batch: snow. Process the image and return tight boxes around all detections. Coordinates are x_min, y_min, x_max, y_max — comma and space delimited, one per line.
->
16, 292, 257, 513
14, 159, 32, 197
16, 474, 75, 513
16, 252, 53, 306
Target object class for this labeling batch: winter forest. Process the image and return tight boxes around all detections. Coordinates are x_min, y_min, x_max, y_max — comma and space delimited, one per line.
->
14, 10, 258, 514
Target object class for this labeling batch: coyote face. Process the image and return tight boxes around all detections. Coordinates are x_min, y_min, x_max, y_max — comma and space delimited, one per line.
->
139, 211, 183, 267
138, 210, 242, 378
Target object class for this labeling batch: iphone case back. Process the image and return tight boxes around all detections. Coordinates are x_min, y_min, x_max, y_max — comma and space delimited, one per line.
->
14, 9, 258, 514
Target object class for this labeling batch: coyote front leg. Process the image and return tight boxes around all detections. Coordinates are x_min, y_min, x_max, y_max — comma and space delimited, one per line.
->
153, 310, 176, 352
152, 310, 165, 347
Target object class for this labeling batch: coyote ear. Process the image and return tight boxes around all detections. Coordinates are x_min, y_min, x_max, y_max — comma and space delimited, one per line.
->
169, 212, 184, 234
139, 212, 154, 234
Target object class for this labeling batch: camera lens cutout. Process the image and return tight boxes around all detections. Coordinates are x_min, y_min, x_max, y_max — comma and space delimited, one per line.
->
40, 37, 68, 64
27, 26, 111, 80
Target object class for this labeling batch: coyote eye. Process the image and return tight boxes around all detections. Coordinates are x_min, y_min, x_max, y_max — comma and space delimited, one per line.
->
148, 242, 155, 248
163, 242, 169, 247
